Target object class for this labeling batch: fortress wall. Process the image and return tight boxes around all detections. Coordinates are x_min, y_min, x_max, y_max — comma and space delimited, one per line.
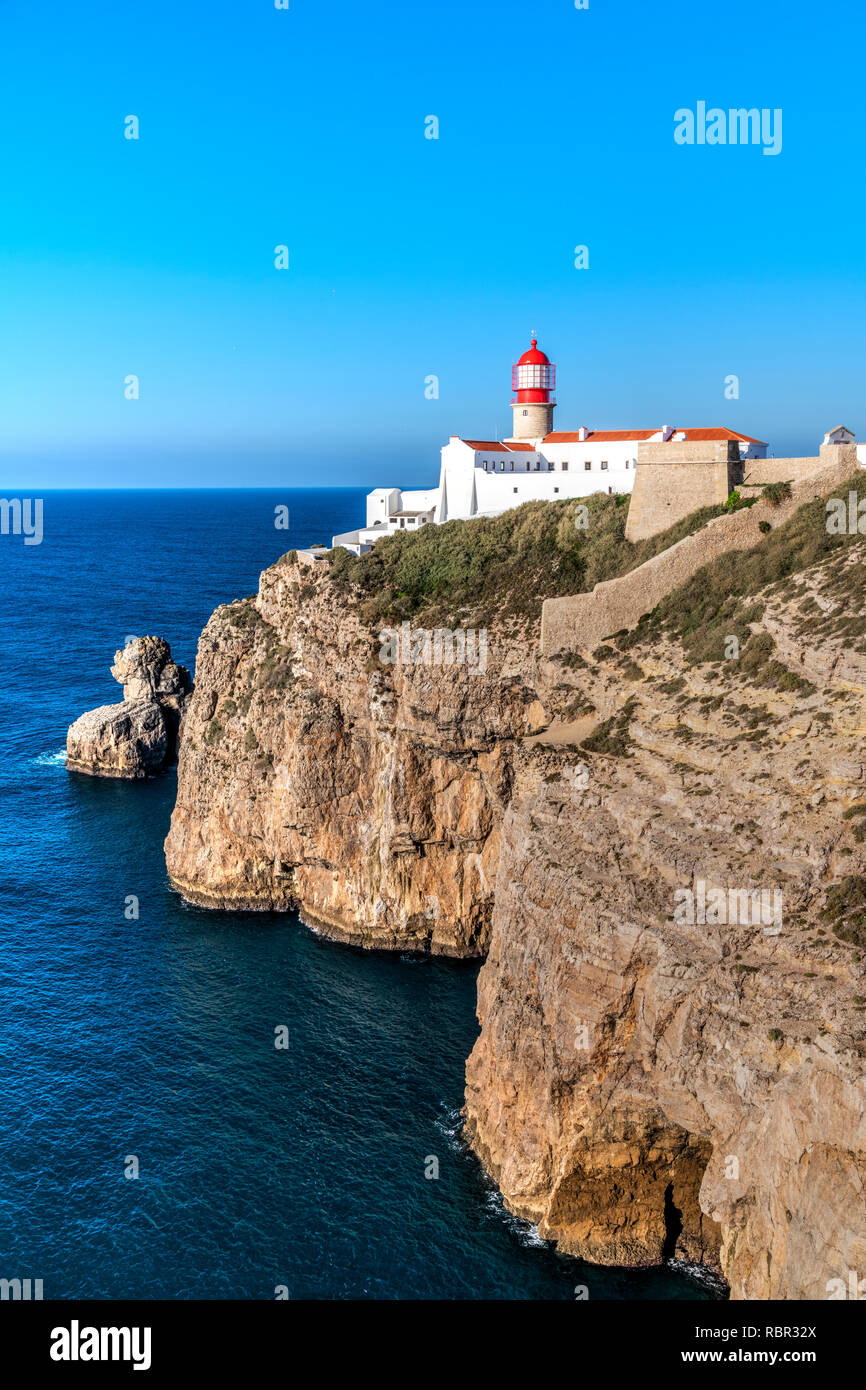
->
742, 445, 861, 487
625, 440, 740, 543
743, 456, 821, 485
624, 460, 732, 542
540, 453, 856, 657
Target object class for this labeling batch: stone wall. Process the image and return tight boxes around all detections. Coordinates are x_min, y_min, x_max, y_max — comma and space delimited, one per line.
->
624, 440, 740, 543
743, 456, 821, 485
743, 444, 861, 486
540, 452, 856, 656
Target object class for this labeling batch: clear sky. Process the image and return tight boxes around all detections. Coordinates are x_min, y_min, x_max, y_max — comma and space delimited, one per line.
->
1, 0, 864, 488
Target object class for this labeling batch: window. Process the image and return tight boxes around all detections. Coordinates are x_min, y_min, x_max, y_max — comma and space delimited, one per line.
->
554, 487, 559, 494
522, 409, 528, 416
562, 461, 568, 471
535, 461, 541, 471
601, 460, 608, 471
513, 487, 518, 494
584, 461, 591, 471
510, 460, 514, 471
548, 461, 554, 471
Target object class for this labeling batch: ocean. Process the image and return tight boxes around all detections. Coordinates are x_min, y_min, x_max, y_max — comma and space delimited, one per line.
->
0, 489, 721, 1299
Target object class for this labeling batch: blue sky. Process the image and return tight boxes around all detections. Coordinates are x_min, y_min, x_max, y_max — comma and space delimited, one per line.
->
1, 0, 864, 487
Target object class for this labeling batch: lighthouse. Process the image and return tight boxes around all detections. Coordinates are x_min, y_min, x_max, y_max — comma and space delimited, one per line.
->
509, 337, 556, 440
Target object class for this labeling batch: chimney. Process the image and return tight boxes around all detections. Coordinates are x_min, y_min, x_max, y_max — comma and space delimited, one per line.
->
578, 426, 589, 442
661, 425, 674, 442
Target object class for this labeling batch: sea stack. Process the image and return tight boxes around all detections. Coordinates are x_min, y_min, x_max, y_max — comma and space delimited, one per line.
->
66, 636, 192, 779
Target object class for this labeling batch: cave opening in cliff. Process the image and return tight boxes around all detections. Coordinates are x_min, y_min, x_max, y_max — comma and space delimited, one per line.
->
662, 1180, 684, 1262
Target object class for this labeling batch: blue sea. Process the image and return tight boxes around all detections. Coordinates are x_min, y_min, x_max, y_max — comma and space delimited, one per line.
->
0, 490, 721, 1299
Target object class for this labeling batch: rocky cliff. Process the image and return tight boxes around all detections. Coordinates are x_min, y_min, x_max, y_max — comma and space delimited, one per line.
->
164, 556, 546, 954
467, 526, 866, 1297
166, 492, 866, 1298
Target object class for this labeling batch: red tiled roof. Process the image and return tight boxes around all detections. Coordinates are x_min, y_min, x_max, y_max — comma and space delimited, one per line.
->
676, 428, 768, 445
461, 439, 536, 452
544, 427, 767, 446
544, 430, 656, 443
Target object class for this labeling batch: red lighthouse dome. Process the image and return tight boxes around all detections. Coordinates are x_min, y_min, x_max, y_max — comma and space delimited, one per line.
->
512, 338, 556, 404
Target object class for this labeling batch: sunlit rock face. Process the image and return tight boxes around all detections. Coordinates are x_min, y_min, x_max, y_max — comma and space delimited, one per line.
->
67, 636, 192, 779
164, 556, 545, 952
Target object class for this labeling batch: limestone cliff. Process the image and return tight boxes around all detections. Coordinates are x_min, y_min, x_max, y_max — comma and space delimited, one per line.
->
164, 556, 546, 955
165, 496, 866, 1298
466, 545, 866, 1298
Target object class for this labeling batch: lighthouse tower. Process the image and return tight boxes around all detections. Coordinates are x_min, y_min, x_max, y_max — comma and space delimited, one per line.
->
509, 338, 556, 440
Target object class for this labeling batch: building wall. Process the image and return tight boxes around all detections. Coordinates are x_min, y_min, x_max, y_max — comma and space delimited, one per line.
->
436, 438, 638, 522
539, 439, 639, 492
366, 488, 401, 527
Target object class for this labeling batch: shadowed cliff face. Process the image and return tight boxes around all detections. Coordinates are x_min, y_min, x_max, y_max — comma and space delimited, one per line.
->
164, 554, 546, 955
166, 524, 866, 1297
465, 549, 866, 1298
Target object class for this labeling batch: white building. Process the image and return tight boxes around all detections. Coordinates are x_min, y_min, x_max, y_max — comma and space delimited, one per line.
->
332, 339, 768, 552
332, 486, 439, 556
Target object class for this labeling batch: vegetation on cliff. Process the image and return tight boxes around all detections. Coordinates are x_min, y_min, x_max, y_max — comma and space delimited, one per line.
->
327, 492, 737, 625
616, 474, 866, 670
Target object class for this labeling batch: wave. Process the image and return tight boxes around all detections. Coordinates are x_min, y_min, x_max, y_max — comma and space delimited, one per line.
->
33, 748, 67, 767
667, 1257, 729, 1295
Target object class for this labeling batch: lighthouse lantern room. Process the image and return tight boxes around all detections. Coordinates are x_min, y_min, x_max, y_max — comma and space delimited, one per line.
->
509, 338, 556, 440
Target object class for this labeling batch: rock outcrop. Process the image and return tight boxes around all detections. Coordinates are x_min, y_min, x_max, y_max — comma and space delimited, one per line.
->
67, 636, 192, 779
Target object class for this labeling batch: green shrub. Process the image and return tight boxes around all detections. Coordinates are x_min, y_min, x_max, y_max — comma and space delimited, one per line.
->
822, 877, 866, 949
763, 481, 793, 507
581, 699, 636, 757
